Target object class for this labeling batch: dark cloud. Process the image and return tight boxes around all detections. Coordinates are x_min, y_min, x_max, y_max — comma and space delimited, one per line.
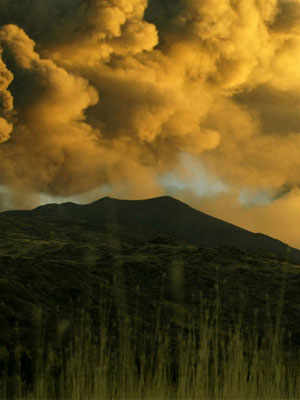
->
0, 0, 299, 246
235, 85, 300, 135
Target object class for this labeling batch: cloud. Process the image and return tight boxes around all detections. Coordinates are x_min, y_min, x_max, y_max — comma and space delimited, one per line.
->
0, 0, 299, 246
0, 48, 14, 143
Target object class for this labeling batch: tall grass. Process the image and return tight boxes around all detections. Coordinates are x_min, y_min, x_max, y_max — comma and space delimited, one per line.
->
1, 258, 300, 400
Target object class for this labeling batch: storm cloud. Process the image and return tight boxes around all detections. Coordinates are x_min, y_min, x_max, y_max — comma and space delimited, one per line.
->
0, 0, 300, 246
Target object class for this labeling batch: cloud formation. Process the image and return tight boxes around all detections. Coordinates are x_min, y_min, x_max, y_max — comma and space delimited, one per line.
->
0, 0, 300, 246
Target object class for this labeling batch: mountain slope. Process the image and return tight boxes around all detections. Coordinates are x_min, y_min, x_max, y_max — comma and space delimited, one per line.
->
1, 195, 300, 393
2, 195, 298, 264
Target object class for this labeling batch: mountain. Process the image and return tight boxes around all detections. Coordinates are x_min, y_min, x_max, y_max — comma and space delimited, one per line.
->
2, 195, 299, 264
1, 195, 300, 395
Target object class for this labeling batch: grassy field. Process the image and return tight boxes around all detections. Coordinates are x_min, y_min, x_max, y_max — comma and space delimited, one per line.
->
1, 256, 300, 400
1, 209, 300, 399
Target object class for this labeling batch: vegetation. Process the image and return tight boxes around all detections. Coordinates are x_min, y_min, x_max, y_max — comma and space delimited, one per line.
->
1, 279, 300, 400
0, 210, 300, 398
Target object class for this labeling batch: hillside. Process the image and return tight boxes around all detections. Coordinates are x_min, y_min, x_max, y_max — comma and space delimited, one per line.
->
2, 195, 299, 263
0, 195, 300, 392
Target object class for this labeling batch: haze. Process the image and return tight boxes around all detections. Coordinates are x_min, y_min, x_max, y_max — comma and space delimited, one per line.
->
0, 0, 300, 248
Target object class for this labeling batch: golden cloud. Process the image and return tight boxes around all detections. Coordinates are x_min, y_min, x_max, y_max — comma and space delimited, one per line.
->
0, 0, 299, 247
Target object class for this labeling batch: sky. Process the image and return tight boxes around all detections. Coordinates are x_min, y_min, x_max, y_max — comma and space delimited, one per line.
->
0, 0, 300, 248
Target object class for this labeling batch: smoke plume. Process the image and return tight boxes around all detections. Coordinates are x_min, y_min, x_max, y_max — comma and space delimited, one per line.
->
0, 0, 300, 246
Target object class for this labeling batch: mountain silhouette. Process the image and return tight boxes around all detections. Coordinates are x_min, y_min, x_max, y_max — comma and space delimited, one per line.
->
2, 195, 299, 264
2, 194, 300, 394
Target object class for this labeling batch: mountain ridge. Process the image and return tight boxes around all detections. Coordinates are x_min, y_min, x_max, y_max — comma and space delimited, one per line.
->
1, 195, 299, 264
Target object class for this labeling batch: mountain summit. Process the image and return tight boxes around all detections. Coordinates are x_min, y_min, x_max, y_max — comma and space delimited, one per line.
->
2, 195, 299, 264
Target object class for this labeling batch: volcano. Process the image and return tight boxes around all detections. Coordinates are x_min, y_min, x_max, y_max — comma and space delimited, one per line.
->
2, 195, 299, 264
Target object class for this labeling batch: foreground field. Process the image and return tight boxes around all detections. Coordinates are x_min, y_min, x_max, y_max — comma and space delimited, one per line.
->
1, 257, 300, 400
1, 203, 300, 399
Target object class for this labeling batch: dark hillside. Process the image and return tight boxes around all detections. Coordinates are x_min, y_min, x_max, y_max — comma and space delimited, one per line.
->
3, 195, 297, 264
1, 195, 300, 394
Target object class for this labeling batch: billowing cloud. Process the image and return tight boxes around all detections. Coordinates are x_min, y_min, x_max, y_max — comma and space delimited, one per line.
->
0, 0, 300, 247
0, 49, 14, 143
